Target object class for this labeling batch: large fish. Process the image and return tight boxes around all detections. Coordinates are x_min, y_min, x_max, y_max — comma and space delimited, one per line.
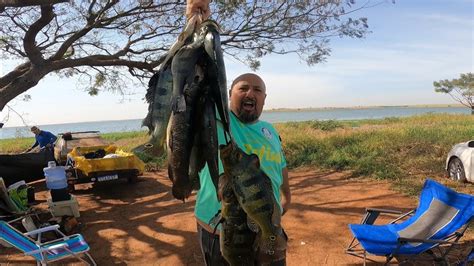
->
201, 20, 231, 136
218, 170, 256, 265
200, 93, 220, 192
139, 14, 203, 156
166, 31, 206, 200
220, 142, 286, 260
167, 19, 230, 201
141, 64, 173, 155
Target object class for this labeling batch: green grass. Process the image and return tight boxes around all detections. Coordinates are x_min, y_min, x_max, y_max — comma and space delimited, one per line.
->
1, 113, 473, 196
276, 113, 474, 195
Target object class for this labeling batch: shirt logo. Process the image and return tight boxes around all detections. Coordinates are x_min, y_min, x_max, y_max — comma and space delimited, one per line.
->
261, 127, 273, 140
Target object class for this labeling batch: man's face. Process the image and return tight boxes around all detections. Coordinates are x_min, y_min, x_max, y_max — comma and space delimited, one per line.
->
31, 128, 40, 135
229, 74, 267, 123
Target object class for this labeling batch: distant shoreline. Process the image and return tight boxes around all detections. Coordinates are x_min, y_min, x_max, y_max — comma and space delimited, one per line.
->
265, 104, 464, 112
1, 104, 465, 128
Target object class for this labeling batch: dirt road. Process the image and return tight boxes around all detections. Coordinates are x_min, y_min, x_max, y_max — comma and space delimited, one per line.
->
1, 169, 472, 265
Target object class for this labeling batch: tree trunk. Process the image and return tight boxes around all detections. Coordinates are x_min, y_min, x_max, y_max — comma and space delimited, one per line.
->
471, 107, 474, 115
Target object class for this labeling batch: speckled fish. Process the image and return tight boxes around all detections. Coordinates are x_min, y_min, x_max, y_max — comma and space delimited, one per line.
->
141, 64, 173, 156
218, 170, 256, 265
220, 142, 286, 258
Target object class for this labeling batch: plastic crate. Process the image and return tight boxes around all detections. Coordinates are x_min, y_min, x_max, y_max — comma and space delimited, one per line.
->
47, 195, 80, 218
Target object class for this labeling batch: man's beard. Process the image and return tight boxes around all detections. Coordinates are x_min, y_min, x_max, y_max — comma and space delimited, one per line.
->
236, 107, 259, 123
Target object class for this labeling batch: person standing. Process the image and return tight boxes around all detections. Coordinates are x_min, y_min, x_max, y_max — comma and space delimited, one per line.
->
25, 126, 57, 153
195, 73, 291, 265
186, 1, 291, 264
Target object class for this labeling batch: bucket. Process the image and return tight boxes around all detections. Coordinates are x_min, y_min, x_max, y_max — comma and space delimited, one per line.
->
43, 161, 68, 190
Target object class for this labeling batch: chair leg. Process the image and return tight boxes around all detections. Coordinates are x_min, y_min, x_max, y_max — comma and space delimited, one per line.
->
384, 255, 394, 265
363, 250, 367, 266
84, 252, 97, 266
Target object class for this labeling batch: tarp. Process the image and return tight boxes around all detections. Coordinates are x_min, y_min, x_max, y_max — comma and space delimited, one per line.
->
0, 149, 55, 186
68, 145, 145, 176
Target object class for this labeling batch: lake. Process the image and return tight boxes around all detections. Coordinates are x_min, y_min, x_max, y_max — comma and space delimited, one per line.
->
0, 106, 469, 140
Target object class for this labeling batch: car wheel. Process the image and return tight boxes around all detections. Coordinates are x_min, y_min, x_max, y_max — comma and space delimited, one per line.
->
448, 157, 467, 183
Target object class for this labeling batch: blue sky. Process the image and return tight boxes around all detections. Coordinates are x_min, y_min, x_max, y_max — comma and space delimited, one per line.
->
1, 0, 473, 127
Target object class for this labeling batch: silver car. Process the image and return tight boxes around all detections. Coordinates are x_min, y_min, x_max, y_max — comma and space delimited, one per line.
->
446, 140, 474, 183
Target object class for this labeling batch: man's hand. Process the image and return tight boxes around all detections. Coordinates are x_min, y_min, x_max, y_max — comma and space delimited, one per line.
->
186, 0, 211, 21
281, 196, 291, 216
280, 167, 291, 216
46, 143, 52, 148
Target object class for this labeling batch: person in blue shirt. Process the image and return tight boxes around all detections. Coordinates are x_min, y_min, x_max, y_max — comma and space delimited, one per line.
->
25, 126, 57, 153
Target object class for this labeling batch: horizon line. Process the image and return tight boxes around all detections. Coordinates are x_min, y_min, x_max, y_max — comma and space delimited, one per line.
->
1, 103, 465, 128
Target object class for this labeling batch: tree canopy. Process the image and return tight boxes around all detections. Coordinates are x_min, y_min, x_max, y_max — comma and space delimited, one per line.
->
434, 73, 474, 114
0, 0, 371, 111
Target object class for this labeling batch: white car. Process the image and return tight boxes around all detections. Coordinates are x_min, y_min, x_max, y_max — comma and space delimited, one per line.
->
445, 140, 474, 183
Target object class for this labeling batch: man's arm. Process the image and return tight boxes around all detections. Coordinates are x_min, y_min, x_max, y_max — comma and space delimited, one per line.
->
280, 167, 291, 215
25, 140, 38, 152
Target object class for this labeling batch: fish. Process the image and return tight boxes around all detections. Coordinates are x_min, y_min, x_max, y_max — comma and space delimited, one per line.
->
141, 63, 173, 156
166, 34, 205, 200
166, 19, 231, 201
187, 97, 206, 191
219, 141, 286, 260
218, 170, 256, 266
201, 20, 231, 137
200, 93, 220, 192
139, 13, 203, 156
188, 91, 218, 192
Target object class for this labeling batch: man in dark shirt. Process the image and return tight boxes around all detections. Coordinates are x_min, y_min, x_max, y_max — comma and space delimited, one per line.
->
25, 126, 57, 153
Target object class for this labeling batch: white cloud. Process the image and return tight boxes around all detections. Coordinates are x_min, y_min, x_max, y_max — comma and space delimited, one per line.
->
410, 13, 473, 26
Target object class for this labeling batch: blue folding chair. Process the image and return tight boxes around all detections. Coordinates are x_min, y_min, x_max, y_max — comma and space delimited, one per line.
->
346, 179, 474, 265
0, 220, 96, 265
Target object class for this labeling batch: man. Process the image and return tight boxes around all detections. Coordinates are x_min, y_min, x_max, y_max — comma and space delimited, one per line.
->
25, 126, 57, 153
195, 73, 291, 265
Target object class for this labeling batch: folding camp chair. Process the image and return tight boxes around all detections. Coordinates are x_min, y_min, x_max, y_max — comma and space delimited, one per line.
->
0, 220, 96, 265
346, 179, 474, 265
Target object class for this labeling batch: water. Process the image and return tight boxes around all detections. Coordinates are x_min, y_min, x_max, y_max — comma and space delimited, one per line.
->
0, 106, 468, 140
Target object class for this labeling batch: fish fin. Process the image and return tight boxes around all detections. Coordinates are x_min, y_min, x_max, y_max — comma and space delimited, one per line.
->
142, 113, 154, 134
145, 73, 159, 104
143, 72, 160, 132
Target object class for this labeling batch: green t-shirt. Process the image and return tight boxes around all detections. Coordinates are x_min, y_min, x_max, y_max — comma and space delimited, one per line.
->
194, 112, 287, 226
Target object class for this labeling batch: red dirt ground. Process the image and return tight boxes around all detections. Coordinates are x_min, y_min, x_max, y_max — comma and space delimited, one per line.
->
1, 168, 473, 265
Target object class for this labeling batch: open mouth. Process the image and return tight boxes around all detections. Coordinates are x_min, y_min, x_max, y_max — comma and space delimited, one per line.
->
241, 99, 256, 112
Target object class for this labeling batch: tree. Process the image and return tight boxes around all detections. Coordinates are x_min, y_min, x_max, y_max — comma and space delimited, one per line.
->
434, 73, 474, 114
0, 0, 68, 12
0, 0, 371, 111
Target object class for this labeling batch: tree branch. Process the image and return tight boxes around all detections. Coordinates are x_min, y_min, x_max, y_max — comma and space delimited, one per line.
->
23, 4, 54, 64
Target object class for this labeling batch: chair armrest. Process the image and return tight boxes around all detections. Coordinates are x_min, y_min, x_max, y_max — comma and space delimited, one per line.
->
24, 224, 60, 237
24, 243, 69, 256
366, 208, 403, 215
398, 237, 453, 245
